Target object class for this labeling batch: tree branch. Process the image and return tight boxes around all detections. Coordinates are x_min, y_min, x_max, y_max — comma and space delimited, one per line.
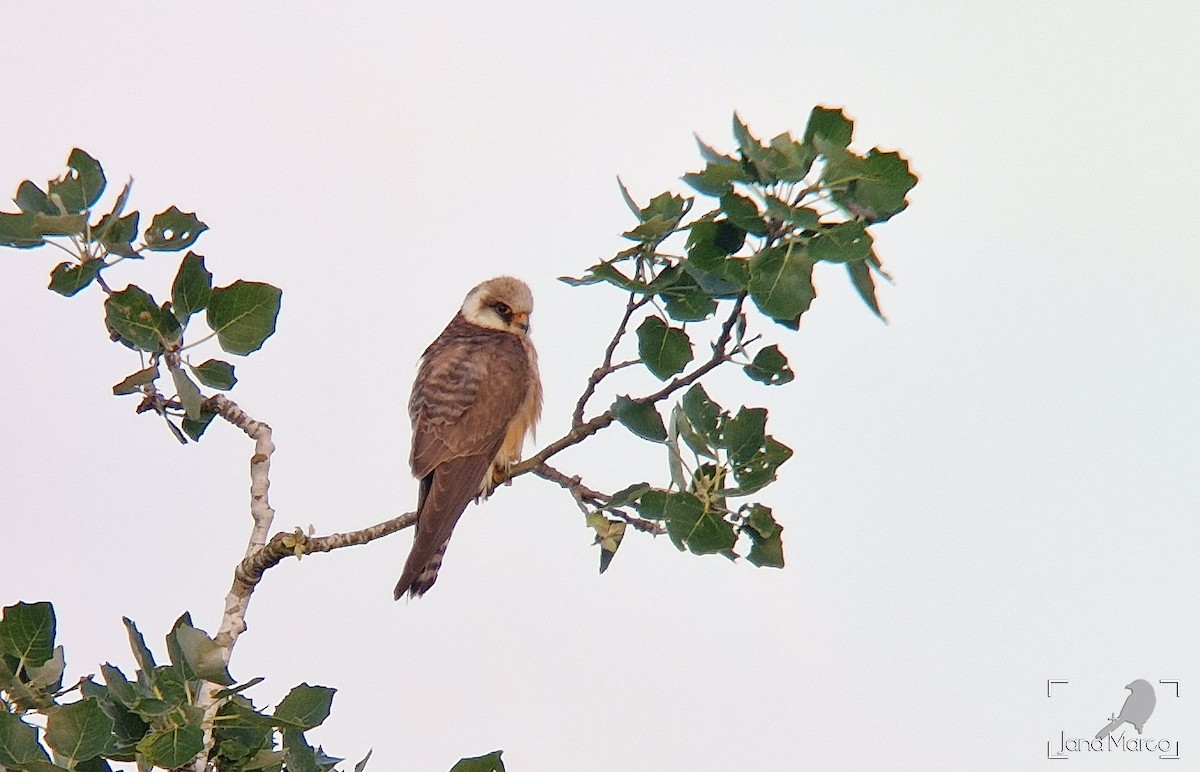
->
572, 292, 651, 426
532, 462, 664, 534
506, 291, 747, 482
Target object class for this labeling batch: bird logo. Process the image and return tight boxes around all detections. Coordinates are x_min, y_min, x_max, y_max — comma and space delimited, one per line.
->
1095, 679, 1156, 740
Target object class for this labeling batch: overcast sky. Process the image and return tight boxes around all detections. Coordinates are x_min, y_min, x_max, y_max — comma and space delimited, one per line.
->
3, 2, 1199, 769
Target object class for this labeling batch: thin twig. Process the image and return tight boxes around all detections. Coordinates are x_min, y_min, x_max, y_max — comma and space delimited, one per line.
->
532, 462, 665, 535
506, 291, 747, 483
572, 292, 651, 426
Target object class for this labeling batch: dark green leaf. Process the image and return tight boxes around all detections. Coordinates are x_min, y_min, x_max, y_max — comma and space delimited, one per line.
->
47, 149, 106, 213
719, 191, 767, 236
681, 161, 752, 196
99, 664, 138, 708
273, 684, 335, 731
763, 197, 820, 230
847, 259, 886, 321
804, 106, 854, 149
743, 345, 795, 385
809, 220, 873, 263
171, 252, 213, 321
767, 132, 817, 181
169, 365, 205, 420
681, 384, 723, 443
635, 316, 692, 380
104, 286, 168, 352
214, 698, 273, 765
122, 617, 156, 674
48, 260, 100, 297
181, 411, 217, 442
281, 729, 325, 772
608, 483, 651, 507
189, 359, 236, 390
747, 244, 815, 328
112, 366, 160, 396
142, 206, 208, 252
657, 491, 736, 554
76, 755, 115, 772
95, 211, 140, 257
0, 712, 52, 768
15, 180, 57, 215
24, 645, 64, 691
660, 276, 717, 322
745, 504, 786, 568
206, 281, 282, 355
672, 403, 717, 460
560, 261, 652, 292
723, 407, 767, 464
45, 698, 115, 764
1, 601, 56, 671
137, 725, 204, 769
355, 749, 374, 771
731, 113, 776, 184
0, 211, 42, 248
611, 396, 667, 442
451, 750, 506, 772
683, 220, 748, 296
832, 149, 918, 222
730, 436, 793, 495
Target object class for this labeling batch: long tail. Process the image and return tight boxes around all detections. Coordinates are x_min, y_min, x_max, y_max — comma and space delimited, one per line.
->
394, 536, 450, 599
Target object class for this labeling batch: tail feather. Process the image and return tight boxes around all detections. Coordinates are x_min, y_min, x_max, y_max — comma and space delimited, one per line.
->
394, 537, 450, 599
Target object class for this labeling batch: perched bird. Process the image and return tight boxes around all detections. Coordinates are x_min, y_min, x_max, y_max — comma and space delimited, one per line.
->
1095, 679, 1156, 739
394, 276, 542, 599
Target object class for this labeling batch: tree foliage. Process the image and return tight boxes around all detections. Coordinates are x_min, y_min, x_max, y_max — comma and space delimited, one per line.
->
1, 107, 915, 770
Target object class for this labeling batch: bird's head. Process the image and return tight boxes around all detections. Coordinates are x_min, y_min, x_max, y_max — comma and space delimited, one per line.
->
461, 276, 535, 335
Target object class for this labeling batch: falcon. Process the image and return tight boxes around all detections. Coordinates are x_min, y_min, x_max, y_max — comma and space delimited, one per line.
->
394, 276, 542, 599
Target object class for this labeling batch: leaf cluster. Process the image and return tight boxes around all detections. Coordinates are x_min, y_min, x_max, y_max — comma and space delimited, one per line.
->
1, 150, 282, 443
565, 108, 916, 572
0, 602, 365, 772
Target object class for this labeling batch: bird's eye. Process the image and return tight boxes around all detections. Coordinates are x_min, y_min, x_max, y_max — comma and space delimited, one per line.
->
494, 302, 511, 315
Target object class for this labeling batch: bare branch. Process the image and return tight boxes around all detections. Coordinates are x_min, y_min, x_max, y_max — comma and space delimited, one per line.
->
572, 292, 652, 426
532, 462, 665, 535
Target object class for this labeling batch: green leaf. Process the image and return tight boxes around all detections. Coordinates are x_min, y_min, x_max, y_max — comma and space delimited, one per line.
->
635, 316, 692, 380
171, 623, 234, 686
273, 684, 336, 730
142, 206, 208, 252
723, 407, 767, 464
213, 698, 274, 766
719, 191, 767, 236
745, 505, 786, 568
747, 244, 815, 328
731, 113, 776, 184
48, 260, 101, 297
681, 384, 723, 444
0, 712, 52, 768
112, 366, 160, 396
104, 286, 168, 351
0, 211, 42, 248
672, 403, 717, 460
189, 359, 236, 390
766, 131, 817, 181
763, 197, 820, 230
560, 261, 653, 292
656, 491, 736, 554
847, 259, 886, 321
281, 729, 325, 772
181, 411, 217, 442
804, 106, 854, 149
169, 365, 205, 420
832, 149, 918, 222
45, 698, 115, 765
743, 345, 795, 385
33, 212, 87, 237
611, 396, 667, 442
47, 149, 106, 213
24, 645, 65, 690
730, 436, 793, 495
808, 220, 873, 263
683, 220, 748, 296
586, 513, 626, 574
206, 280, 282, 355
451, 750, 506, 772
682, 160, 752, 196
99, 664, 138, 708
355, 749, 374, 771
137, 725, 204, 769
1, 601, 56, 672
171, 252, 213, 321
95, 211, 140, 257
15, 180, 57, 215
122, 617, 157, 674
660, 274, 717, 322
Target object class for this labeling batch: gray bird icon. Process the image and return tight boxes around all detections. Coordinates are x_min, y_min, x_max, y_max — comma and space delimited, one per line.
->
1095, 679, 1156, 739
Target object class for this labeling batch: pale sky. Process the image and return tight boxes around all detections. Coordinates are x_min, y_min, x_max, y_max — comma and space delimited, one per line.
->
3, 2, 1199, 770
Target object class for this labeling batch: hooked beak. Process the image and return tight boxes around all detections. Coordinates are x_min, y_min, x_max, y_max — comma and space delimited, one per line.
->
512, 311, 530, 332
